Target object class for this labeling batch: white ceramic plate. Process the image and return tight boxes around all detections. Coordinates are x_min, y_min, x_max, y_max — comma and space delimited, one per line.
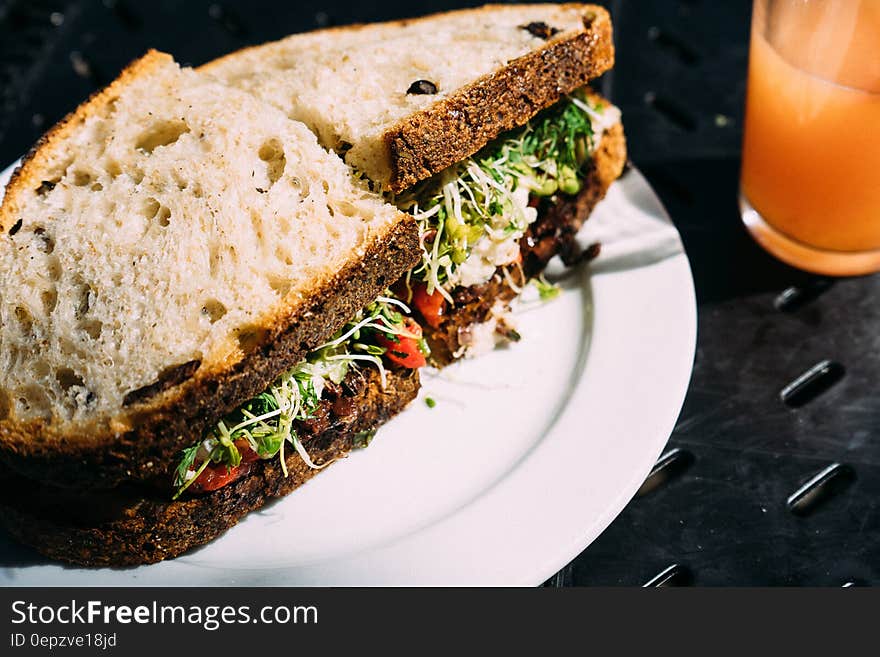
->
0, 162, 696, 586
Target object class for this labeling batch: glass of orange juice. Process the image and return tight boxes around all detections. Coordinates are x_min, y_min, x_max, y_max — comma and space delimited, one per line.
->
740, 0, 880, 275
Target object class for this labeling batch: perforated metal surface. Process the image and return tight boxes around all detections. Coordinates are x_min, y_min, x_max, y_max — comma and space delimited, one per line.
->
0, 0, 876, 585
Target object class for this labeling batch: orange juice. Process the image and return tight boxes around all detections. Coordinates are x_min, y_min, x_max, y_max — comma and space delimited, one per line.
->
740, 0, 880, 273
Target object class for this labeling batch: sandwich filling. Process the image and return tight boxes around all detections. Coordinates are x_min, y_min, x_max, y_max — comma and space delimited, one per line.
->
173, 297, 427, 497
393, 89, 620, 358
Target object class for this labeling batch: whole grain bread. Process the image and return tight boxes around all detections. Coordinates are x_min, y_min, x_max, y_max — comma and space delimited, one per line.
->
0, 366, 419, 567
0, 51, 420, 489
202, 4, 614, 192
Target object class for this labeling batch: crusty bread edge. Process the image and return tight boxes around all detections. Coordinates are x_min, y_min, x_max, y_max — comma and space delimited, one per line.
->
200, 3, 605, 78
0, 367, 420, 567
0, 50, 174, 232
384, 5, 614, 192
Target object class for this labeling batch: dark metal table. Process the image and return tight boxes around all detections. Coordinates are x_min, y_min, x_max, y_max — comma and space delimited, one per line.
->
1, 0, 877, 585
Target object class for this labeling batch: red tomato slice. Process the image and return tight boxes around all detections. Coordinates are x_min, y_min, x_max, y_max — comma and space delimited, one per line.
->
412, 283, 447, 329
376, 317, 427, 368
188, 440, 259, 493
188, 461, 252, 493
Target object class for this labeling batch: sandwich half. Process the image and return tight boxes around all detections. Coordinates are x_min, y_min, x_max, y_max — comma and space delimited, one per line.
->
0, 51, 425, 563
204, 3, 626, 364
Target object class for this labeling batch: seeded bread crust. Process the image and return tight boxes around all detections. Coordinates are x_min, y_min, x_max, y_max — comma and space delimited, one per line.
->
202, 4, 614, 192
384, 5, 614, 192
0, 51, 421, 489
0, 366, 419, 567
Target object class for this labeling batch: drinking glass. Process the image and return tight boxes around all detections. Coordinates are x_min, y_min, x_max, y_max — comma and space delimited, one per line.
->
740, 0, 880, 275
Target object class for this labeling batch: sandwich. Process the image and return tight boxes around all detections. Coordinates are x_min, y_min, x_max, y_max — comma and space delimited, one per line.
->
204, 3, 626, 364
0, 51, 425, 565
0, 3, 627, 567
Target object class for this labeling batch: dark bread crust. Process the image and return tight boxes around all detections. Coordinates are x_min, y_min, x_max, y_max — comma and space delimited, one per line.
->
0, 367, 419, 567
420, 119, 626, 366
384, 5, 614, 191
0, 216, 419, 489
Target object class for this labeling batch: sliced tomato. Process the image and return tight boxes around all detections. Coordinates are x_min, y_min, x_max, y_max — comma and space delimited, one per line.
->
411, 282, 447, 329
188, 461, 252, 493
376, 317, 427, 369
188, 440, 259, 493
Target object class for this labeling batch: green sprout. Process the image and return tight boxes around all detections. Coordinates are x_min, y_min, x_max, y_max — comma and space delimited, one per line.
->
394, 91, 601, 298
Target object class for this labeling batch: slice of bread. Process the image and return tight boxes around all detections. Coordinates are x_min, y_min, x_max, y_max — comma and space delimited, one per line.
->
203, 3, 614, 192
0, 366, 419, 566
0, 51, 420, 489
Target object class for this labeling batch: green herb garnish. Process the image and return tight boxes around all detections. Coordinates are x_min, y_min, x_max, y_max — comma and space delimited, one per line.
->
533, 274, 562, 301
